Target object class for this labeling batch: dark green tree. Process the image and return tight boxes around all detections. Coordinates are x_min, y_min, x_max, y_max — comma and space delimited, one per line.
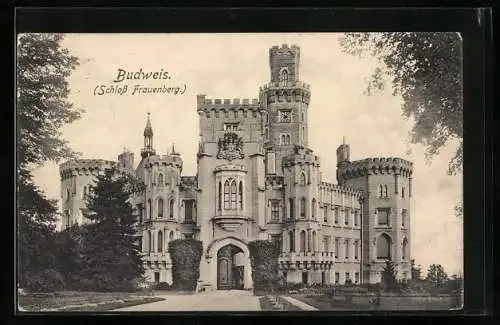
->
17, 33, 81, 289
338, 32, 463, 216
426, 264, 448, 287
53, 224, 86, 288
78, 168, 144, 291
168, 239, 203, 291
248, 240, 281, 295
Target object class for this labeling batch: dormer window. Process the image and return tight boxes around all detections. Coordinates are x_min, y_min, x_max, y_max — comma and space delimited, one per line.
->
224, 123, 238, 132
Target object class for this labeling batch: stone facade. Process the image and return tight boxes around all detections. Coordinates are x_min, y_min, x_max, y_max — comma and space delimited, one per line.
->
59, 44, 413, 290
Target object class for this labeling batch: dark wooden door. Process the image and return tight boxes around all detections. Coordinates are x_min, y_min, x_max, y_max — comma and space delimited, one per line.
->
217, 257, 232, 290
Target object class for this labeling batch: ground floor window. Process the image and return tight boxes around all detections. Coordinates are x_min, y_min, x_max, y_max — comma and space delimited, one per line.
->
321, 271, 326, 285
335, 272, 340, 285
355, 272, 360, 284
154, 272, 160, 284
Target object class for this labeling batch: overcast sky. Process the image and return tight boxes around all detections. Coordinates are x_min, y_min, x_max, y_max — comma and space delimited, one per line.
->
29, 33, 463, 276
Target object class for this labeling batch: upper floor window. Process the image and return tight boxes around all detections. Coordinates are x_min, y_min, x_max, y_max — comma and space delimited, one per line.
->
311, 199, 317, 220
224, 123, 239, 132
377, 233, 392, 259
158, 173, 164, 186
169, 199, 174, 218
223, 179, 241, 211
354, 210, 359, 226
299, 172, 306, 186
378, 184, 389, 198
289, 198, 294, 219
334, 206, 339, 224
184, 200, 194, 222
401, 208, 407, 227
270, 200, 280, 221
280, 69, 288, 86
280, 134, 291, 145
323, 205, 328, 222
66, 188, 70, 201
344, 208, 349, 225
157, 198, 164, 218
401, 187, 405, 198
377, 208, 390, 226
300, 197, 306, 218
271, 234, 282, 252
147, 199, 152, 219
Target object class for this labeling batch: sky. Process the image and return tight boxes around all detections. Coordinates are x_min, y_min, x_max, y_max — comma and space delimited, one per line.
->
29, 33, 463, 276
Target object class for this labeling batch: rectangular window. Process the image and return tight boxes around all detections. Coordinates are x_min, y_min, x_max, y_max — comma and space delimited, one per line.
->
323, 236, 330, 252
344, 208, 349, 225
323, 205, 328, 222
354, 210, 359, 226
377, 208, 390, 225
334, 206, 339, 224
184, 234, 193, 240
65, 210, 70, 228
402, 208, 407, 227
334, 238, 339, 258
355, 272, 360, 284
345, 240, 349, 259
154, 272, 160, 284
354, 241, 359, 259
271, 200, 280, 221
345, 272, 351, 284
335, 272, 340, 284
184, 200, 193, 222
224, 123, 239, 132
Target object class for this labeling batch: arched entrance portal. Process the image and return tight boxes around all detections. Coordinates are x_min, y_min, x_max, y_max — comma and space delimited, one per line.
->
217, 244, 245, 290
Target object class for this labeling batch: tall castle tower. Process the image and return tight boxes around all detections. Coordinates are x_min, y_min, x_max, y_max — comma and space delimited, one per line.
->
259, 44, 311, 177
336, 141, 413, 283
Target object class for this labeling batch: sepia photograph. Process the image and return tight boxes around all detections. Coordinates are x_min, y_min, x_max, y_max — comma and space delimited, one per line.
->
16, 32, 463, 312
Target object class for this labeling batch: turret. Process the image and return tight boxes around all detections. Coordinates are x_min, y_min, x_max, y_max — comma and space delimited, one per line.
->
141, 112, 156, 158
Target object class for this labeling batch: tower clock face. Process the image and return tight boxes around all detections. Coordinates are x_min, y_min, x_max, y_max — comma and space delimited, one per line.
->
279, 110, 291, 123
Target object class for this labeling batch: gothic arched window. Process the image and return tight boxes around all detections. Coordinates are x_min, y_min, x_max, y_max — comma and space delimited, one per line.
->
148, 230, 153, 253
384, 185, 389, 198
157, 198, 164, 218
300, 230, 306, 253
312, 199, 317, 220
402, 237, 408, 260
300, 197, 306, 218
169, 199, 174, 218
378, 185, 384, 198
230, 180, 237, 210
280, 69, 288, 86
289, 230, 295, 252
169, 230, 174, 241
286, 134, 290, 145
224, 180, 230, 210
157, 230, 163, 253
300, 173, 306, 186
238, 181, 243, 210
218, 181, 222, 211
158, 173, 163, 186
377, 233, 392, 259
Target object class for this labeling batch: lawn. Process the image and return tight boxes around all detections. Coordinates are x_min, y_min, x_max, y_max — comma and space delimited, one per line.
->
18, 291, 164, 312
258, 296, 304, 311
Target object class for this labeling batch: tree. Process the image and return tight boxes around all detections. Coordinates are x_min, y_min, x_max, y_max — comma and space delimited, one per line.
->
381, 259, 398, 286
78, 168, 144, 291
53, 224, 86, 288
426, 264, 448, 287
248, 240, 281, 295
17, 33, 81, 171
410, 259, 422, 280
16, 33, 81, 289
338, 33, 463, 216
168, 239, 203, 291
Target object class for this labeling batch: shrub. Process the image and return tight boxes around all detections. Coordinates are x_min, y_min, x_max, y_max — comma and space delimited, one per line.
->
248, 240, 280, 295
154, 282, 172, 290
24, 269, 66, 292
168, 239, 203, 291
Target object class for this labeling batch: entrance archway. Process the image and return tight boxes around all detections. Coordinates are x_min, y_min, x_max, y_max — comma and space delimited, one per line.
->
217, 244, 245, 290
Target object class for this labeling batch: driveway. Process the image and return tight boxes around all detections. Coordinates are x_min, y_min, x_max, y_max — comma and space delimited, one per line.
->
113, 290, 261, 311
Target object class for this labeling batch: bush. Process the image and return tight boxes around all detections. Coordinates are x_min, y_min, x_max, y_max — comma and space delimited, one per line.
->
154, 282, 172, 290
168, 239, 203, 291
24, 269, 66, 292
248, 240, 280, 295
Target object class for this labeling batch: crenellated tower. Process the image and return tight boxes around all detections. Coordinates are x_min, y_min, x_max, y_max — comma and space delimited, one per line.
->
336, 141, 413, 283
259, 44, 311, 177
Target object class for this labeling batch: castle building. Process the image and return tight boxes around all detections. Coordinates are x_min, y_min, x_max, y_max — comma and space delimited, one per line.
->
59, 44, 413, 290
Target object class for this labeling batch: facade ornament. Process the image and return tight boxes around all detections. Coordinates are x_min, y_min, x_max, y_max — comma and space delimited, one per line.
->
217, 132, 244, 161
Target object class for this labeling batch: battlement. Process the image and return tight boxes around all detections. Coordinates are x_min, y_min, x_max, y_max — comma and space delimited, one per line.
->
270, 44, 300, 55
319, 181, 363, 199
144, 154, 183, 169
260, 81, 310, 90
282, 146, 320, 168
59, 159, 120, 180
338, 157, 414, 181
197, 95, 260, 111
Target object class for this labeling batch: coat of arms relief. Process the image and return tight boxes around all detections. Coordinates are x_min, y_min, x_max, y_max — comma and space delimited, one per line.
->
217, 132, 244, 161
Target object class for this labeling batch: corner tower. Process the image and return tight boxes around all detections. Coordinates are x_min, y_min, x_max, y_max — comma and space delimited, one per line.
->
259, 44, 311, 176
